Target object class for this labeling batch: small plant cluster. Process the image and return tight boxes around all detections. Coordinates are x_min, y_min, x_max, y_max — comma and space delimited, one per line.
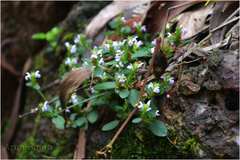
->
26, 16, 181, 137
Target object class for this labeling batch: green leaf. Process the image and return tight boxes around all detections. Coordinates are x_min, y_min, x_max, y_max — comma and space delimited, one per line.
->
132, 117, 142, 124
121, 26, 131, 35
32, 33, 46, 40
87, 111, 98, 124
70, 113, 77, 121
148, 120, 167, 137
132, 47, 151, 59
128, 89, 140, 106
101, 120, 119, 131
94, 82, 116, 90
74, 117, 86, 127
119, 89, 129, 99
52, 115, 65, 129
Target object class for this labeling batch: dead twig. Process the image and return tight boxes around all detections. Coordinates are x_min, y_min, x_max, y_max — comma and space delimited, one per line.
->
41, 79, 60, 91
74, 129, 86, 159
2, 58, 32, 146
210, 16, 239, 33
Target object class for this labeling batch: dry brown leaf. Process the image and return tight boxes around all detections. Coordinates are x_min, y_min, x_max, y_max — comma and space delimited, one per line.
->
59, 68, 91, 104
209, 1, 239, 44
178, 4, 213, 40
85, 1, 148, 38
143, 1, 200, 36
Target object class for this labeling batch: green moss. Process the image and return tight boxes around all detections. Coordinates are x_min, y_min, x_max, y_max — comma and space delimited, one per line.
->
180, 137, 201, 156
110, 125, 189, 159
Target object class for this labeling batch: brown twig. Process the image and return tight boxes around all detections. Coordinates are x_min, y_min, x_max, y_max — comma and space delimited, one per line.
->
74, 129, 86, 159
41, 79, 60, 91
2, 58, 32, 146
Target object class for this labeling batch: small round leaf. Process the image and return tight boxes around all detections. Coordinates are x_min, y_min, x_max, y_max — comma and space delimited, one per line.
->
101, 120, 119, 131
119, 89, 129, 99
87, 111, 98, 124
148, 120, 167, 137
131, 117, 142, 124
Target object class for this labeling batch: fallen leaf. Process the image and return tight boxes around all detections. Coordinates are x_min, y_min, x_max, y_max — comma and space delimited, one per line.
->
85, 1, 148, 38
59, 68, 91, 104
178, 4, 213, 40
143, 1, 200, 36
209, 1, 238, 44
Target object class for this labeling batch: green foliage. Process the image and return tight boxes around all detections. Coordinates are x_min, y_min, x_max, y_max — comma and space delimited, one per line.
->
118, 89, 129, 99
32, 27, 62, 49
128, 89, 140, 107
131, 117, 142, 124
52, 115, 65, 129
181, 137, 201, 155
148, 120, 168, 137
167, 27, 182, 47
87, 110, 98, 124
94, 81, 116, 90
102, 120, 120, 131
25, 16, 180, 149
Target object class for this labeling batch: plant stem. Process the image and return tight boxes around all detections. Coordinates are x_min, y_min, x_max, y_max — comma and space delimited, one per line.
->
108, 107, 138, 147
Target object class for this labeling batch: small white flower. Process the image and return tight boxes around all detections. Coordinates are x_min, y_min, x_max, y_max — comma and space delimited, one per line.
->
104, 43, 110, 50
147, 107, 152, 112
112, 41, 119, 49
137, 102, 144, 109
128, 36, 138, 46
42, 101, 49, 112
65, 108, 71, 113
151, 39, 157, 45
70, 45, 77, 54
127, 64, 133, 69
166, 94, 170, 98
155, 110, 160, 116
141, 25, 146, 32
121, 17, 126, 23
116, 62, 124, 68
153, 87, 160, 93
65, 57, 71, 65
151, 47, 155, 54
72, 58, 78, 64
115, 54, 121, 62
74, 34, 80, 43
135, 40, 143, 47
119, 62, 124, 67
90, 87, 95, 93
99, 58, 105, 65
147, 82, 154, 89
116, 50, 124, 55
147, 100, 151, 107
91, 53, 98, 59
25, 72, 31, 80
118, 74, 126, 83
167, 32, 172, 37
65, 42, 70, 48
71, 94, 78, 104
34, 70, 41, 79
169, 78, 175, 85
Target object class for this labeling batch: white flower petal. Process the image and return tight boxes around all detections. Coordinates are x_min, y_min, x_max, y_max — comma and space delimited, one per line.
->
35, 70, 41, 79
25, 72, 31, 80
